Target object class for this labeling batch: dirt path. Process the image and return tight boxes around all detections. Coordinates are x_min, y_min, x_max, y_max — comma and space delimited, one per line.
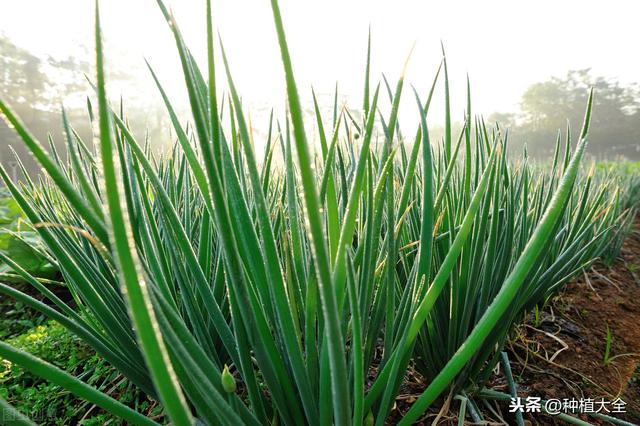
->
508, 215, 640, 424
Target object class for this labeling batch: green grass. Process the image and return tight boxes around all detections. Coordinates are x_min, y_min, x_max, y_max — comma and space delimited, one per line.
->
0, 0, 638, 424
0, 321, 158, 425
0, 288, 48, 341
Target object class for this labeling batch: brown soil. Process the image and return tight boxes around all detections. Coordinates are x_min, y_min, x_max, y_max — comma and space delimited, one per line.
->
505, 215, 640, 424
384, 215, 640, 425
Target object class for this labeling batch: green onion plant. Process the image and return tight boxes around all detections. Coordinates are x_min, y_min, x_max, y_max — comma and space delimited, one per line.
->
0, 0, 637, 424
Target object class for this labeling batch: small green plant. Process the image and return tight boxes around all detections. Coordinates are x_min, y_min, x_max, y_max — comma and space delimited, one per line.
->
0, 295, 48, 340
599, 324, 640, 368
532, 306, 543, 328
0, 190, 58, 280
603, 324, 613, 365
0, 321, 152, 425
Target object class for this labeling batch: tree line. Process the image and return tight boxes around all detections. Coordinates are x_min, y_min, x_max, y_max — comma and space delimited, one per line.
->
1, 35, 638, 180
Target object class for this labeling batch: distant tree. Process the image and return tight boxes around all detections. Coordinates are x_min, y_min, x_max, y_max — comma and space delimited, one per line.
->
0, 36, 52, 117
486, 112, 516, 129
0, 35, 171, 179
493, 69, 640, 159
1, 35, 59, 176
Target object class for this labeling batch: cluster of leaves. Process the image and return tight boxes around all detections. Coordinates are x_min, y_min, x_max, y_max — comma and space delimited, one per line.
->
0, 189, 57, 280
0, 320, 158, 425
0, 292, 47, 340
595, 162, 640, 265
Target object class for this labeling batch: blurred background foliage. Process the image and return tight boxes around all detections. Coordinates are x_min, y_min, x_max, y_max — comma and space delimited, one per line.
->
0, 34, 169, 178
1, 34, 639, 180
488, 69, 640, 159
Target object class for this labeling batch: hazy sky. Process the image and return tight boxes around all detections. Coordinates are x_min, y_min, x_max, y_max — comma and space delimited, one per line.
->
1, 0, 639, 128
